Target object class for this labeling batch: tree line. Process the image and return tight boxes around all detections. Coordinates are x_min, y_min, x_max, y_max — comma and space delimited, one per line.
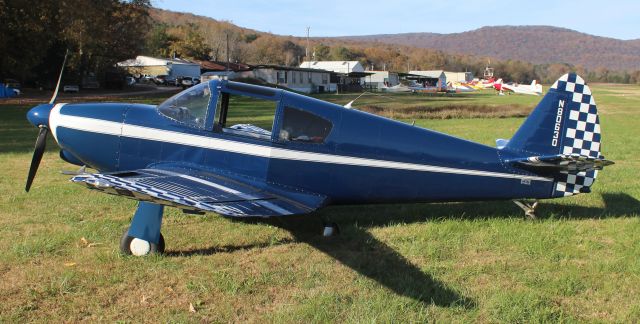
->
2, 3, 639, 87
0, 0, 150, 87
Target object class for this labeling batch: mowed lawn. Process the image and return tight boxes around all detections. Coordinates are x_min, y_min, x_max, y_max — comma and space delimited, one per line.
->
0, 84, 639, 322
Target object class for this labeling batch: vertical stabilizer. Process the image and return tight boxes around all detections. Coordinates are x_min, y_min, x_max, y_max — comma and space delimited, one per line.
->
504, 73, 604, 197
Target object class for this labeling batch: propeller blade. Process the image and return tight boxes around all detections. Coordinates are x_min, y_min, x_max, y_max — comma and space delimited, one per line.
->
25, 126, 48, 192
49, 49, 70, 105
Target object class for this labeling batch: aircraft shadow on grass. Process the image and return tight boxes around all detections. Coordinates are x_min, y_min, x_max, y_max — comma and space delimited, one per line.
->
166, 193, 639, 307
171, 214, 475, 308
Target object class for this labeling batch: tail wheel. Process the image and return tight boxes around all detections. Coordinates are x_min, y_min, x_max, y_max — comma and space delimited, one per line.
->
120, 228, 165, 256
322, 222, 340, 237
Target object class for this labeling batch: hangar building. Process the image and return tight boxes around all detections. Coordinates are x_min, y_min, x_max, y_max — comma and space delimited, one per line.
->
363, 71, 400, 89
235, 65, 335, 93
408, 70, 447, 91
444, 71, 473, 83
300, 61, 371, 92
117, 56, 201, 80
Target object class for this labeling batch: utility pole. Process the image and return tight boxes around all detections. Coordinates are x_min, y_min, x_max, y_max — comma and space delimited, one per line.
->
306, 26, 311, 68
226, 33, 230, 76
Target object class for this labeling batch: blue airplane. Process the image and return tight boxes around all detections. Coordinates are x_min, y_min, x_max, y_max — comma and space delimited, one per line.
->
25, 72, 613, 256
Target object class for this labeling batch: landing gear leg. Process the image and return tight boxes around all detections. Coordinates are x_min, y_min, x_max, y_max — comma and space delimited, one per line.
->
513, 200, 538, 219
322, 221, 340, 237
120, 202, 165, 256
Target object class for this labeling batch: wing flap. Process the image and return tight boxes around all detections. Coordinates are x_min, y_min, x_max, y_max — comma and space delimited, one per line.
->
71, 168, 326, 217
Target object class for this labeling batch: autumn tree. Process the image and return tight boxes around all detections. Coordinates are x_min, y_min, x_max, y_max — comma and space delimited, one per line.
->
0, 1, 57, 82
0, 0, 151, 85
312, 44, 331, 61
247, 36, 304, 65
201, 23, 246, 62
330, 46, 355, 61
167, 23, 211, 60
146, 24, 178, 58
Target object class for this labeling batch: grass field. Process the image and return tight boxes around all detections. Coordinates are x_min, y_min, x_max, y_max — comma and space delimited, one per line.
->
1, 85, 639, 322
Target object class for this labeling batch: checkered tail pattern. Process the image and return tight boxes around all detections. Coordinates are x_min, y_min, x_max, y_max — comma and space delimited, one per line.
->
551, 73, 601, 197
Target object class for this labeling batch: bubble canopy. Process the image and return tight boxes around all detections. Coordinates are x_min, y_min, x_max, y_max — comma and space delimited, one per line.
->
157, 82, 211, 128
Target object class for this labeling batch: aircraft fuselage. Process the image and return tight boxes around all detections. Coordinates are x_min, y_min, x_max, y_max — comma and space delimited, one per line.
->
45, 80, 555, 206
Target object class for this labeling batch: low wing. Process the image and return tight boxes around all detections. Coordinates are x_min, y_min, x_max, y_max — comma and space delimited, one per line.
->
504, 84, 523, 94
509, 154, 614, 173
71, 167, 327, 217
504, 84, 541, 96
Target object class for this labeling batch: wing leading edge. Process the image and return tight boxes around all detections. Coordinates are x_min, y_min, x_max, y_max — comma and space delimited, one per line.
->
71, 167, 327, 217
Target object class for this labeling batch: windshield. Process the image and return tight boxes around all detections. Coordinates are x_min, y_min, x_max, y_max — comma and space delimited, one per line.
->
157, 82, 211, 128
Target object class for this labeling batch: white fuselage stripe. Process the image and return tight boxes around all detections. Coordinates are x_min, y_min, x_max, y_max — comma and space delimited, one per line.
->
48, 103, 67, 143
50, 113, 553, 182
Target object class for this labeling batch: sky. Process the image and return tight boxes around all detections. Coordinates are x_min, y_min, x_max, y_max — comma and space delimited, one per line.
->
153, 0, 640, 40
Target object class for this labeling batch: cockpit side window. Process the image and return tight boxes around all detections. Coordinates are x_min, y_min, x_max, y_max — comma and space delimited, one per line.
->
215, 91, 278, 140
157, 82, 211, 128
279, 106, 332, 144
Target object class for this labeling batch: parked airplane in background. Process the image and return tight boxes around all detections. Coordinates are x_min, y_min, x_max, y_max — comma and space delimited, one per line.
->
448, 81, 477, 93
380, 84, 412, 93
480, 77, 496, 89
469, 77, 495, 89
408, 83, 439, 93
25, 71, 613, 256
495, 79, 543, 96
493, 79, 506, 94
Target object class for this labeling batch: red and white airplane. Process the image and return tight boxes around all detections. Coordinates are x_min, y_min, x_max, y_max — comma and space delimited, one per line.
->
494, 79, 543, 96
477, 77, 496, 89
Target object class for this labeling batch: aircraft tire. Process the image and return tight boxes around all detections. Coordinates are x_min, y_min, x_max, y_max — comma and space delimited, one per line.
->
322, 222, 340, 237
120, 228, 165, 256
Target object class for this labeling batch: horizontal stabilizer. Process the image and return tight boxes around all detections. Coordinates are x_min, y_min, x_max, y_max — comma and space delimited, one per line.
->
508, 154, 614, 173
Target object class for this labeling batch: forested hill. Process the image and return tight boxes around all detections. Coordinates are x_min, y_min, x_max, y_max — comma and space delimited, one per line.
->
339, 26, 640, 71
149, 8, 260, 37
147, 9, 640, 82
3, 3, 638, 85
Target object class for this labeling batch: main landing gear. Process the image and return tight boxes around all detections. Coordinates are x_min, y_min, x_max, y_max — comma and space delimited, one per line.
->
513, 200, 539, 219
120, 202, 165, 256
120, 202, 342, 256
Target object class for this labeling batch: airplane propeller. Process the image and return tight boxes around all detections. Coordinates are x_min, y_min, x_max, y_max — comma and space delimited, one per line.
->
25, 126, 48, 192
25, 49, 69, 192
